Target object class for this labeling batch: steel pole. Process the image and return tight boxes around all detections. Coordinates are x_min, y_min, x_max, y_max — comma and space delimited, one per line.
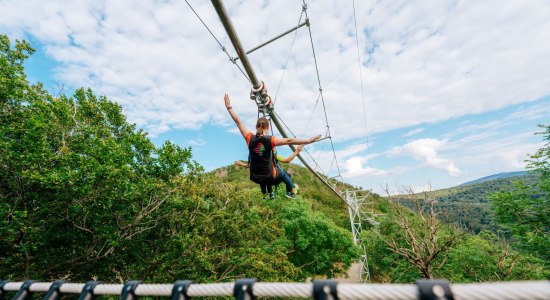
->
211, 0, 261, 89
211, 0, 348, 207
233, 20, 309, 61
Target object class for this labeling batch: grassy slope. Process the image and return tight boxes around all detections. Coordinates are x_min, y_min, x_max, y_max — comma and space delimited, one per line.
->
214, 163, 383, 230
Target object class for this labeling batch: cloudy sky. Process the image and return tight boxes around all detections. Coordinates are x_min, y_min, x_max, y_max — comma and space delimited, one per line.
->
2, 0, 549, 194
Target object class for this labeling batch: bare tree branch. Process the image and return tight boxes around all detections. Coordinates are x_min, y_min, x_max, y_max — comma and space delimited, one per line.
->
381, 186, 464, 278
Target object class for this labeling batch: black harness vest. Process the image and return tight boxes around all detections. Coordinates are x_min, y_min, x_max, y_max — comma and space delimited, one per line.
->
248, 134, 282, 185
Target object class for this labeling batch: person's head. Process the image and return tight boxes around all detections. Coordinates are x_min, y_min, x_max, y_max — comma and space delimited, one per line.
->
256, 117, 269, 137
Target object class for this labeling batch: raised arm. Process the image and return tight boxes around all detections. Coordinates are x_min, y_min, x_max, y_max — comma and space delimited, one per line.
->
225, 94, 251, 138
274, 135, 321, 147
278, 145, 303, 163
234, 160, 249, 168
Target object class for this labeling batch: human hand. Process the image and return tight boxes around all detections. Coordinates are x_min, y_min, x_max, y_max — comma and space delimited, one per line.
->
224, 93, 231, 108
309, 135, 322, 143
297, 145, 304, 152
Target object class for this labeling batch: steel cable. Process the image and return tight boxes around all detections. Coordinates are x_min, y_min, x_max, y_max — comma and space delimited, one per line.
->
3, 281, 549, 300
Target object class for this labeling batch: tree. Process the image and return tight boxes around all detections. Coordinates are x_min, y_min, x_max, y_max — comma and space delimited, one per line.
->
1, 41, 199, 277
490, 125, 550, 261
378, 187, 464, 279
0, 35, 360, 282
367, 188, 547, 283
442, 232, 546, 282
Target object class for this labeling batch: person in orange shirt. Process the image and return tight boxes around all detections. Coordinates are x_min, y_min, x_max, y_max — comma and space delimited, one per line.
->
225, 93, 319, 199
235, 145, 303, 198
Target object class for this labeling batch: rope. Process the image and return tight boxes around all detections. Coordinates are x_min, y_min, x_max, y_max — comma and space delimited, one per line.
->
314, 137, 328, 173
184, 0, 251, 83
273, 6, 306, 105
273, 110, 330, 176
302, 0, 342, 179
274, 110, 297, 138
2, 281, 549, 300
351, 0, 371, 161
301, 92, 321, 138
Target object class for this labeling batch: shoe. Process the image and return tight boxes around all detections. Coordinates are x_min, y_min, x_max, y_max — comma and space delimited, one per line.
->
269, 192, 275, 199
292, 184, 299, 195
262, 193, 267, 200
285, 192, 296, 199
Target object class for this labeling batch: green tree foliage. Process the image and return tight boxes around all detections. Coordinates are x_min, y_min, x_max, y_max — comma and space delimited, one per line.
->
442, 233, 546, 282
270, 200, 361, 280
0, 35, 360, 282
490, 125, 550, 262
367, 190, 547, 282
401, 174, 537, 235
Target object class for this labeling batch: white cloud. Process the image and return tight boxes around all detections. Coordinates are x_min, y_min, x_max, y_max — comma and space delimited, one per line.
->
389, 138, 462, 176
187, 138, 206, 147
455, 131, 542, 172
342, 156, 388, 178
506, 102, 550, 121
404, 128, 424, 137
1, 0, 549, 141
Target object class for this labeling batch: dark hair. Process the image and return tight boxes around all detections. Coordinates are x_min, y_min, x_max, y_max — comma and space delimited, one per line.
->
256, 117, 269, 137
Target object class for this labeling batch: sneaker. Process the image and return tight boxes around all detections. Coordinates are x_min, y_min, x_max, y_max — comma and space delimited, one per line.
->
262, 193, 267, 200
285, 192, 296, 199
269, 192, 275, 199
292, 184, 299, 195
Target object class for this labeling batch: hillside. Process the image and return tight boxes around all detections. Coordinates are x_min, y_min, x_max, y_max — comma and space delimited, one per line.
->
430, 172, 538, 233
216, 164, 548, 281
460, 171, 528, 186
214, 162, 379, 229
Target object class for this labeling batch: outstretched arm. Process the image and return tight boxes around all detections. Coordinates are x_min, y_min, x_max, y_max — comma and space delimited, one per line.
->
278, 145, 303, 163
274, 135, 321, 147
225, 94, 251, 138
234, 160, 249, 168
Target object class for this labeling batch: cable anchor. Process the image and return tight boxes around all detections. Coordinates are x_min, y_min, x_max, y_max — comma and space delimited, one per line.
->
78, 281, 101, 300
44, 280, 66, 300
313, 280, 338, 300
12, 280, 36, 300
121, 280, 142, 300
233, 278, 256, 300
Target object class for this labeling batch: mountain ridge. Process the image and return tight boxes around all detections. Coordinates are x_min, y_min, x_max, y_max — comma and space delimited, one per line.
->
460, 171, 528, 186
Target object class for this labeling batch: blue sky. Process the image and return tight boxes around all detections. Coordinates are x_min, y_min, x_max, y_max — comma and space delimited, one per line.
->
3, 0, 550, 194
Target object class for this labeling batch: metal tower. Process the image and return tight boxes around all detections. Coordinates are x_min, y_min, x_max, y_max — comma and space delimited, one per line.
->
346, 190, 378, 283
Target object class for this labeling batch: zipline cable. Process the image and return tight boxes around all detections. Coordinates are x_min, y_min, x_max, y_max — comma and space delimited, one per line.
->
352, 0, 371, 160
273, 109, 343, 191
301, 92, 321, 138
184, 0, 251, 83
275, 112, 335, 181
302, 0, 342, 179
274, 110, 331, 178
273, 6, 306, 105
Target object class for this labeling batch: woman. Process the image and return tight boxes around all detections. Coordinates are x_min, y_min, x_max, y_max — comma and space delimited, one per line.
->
225, 93, 320, 198
235, 145, 303, 199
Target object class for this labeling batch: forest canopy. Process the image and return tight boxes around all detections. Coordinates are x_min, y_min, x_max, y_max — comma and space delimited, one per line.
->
0, 35, 359, 282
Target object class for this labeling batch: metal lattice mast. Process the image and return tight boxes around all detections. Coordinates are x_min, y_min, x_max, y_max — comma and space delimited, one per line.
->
346, 190, 378, 283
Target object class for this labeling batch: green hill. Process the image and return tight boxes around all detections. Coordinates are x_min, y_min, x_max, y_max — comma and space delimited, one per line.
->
217, 165, 548, 282
215, 163, 377, 229
460, 171, 528, 186
428, 173, 539, 234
